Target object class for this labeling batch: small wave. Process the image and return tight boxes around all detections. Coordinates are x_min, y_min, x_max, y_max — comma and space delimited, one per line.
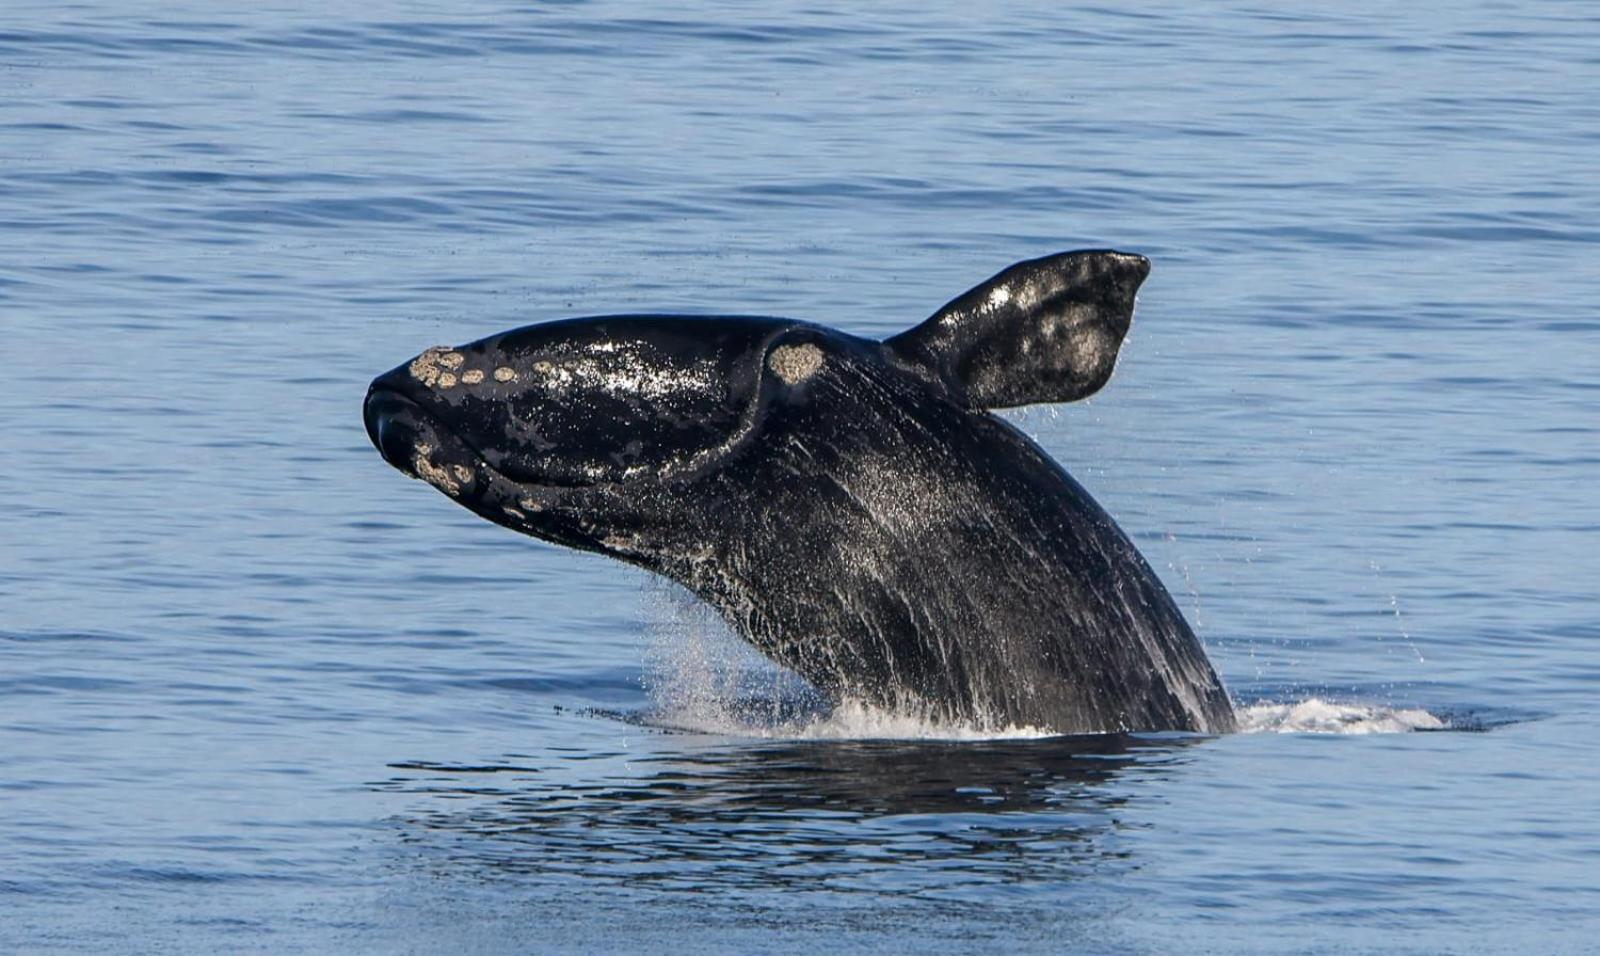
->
1239, 698, 1447, 734
647, 696, 1059, 742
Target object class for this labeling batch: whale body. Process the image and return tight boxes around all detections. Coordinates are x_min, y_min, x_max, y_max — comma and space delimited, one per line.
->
364, 251, 1236, 733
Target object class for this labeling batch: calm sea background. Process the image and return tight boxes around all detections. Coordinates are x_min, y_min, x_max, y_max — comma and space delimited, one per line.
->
3, 2, 1598, 953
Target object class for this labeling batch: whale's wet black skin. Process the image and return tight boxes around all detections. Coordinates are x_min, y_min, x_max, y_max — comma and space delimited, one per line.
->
364, 251, 1236, 733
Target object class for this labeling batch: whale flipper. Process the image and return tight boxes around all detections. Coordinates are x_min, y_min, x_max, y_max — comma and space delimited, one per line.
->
885, 250, 1150, 409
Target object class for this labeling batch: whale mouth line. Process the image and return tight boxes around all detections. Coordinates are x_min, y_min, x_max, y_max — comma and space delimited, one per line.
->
366, 386, 639, 495
366, 368, 778, 495
364, 384, 663, 512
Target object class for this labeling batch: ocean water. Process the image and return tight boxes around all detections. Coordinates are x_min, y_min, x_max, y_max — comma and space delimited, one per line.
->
3, 2, 1598, 953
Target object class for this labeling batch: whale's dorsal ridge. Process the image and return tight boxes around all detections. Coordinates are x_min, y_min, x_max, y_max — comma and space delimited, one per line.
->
885, 249, 1151, 410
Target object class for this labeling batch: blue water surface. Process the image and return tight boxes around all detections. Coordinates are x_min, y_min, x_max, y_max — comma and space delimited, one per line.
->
3, 2, 1598, 953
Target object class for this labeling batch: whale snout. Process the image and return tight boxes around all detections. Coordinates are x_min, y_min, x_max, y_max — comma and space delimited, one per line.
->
363, 362, 484, 498
363, 379, 492, 502
363, 382, 425, 475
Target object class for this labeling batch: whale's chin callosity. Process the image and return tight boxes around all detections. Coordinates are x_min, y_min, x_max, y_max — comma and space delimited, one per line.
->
365, 250, 1237, 735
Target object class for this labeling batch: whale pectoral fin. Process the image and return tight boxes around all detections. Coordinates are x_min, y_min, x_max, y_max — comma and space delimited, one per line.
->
884, 250, 1151, 409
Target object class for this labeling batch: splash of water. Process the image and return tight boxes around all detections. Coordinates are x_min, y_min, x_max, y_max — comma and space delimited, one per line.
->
639, 584, 804, 723
1239, 698, 1447, 734
639, 585, 1056, 740
640, 583, 1449, 739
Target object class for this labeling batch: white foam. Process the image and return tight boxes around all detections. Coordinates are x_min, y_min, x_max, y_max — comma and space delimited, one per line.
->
650, 697, 1448, 740
650, 696, 1058, 742
1239, 698, 1446, 734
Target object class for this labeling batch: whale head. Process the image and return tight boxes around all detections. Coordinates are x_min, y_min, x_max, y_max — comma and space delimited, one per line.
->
363, 314, 862, 562
363, 250, 1149, 568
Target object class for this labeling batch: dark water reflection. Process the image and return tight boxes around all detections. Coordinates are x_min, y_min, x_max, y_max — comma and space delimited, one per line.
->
376, 733, 1203, 898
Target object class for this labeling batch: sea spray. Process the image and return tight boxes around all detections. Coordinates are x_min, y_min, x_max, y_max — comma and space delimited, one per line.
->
1240, 698, 1447, 734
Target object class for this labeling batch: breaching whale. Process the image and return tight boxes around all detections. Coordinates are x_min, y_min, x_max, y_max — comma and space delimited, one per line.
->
363, 251, 1236, 734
